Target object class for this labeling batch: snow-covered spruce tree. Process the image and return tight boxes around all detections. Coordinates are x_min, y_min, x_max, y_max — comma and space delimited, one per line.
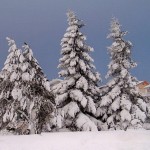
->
21, 43, 54, 134
0, 38, 54, 134
0, 37, 24, 131
96, 18, 147, 130
53, 11, 101, 131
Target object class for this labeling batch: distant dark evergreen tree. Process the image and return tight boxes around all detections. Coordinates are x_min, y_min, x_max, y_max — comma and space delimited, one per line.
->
52, 11, 101, 131
96, 18, 147, 130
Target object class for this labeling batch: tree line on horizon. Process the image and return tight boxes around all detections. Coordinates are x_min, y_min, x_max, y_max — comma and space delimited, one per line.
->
0, 10, 149, 135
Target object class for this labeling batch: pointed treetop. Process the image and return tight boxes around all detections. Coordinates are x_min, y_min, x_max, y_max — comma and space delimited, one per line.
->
22, 43, 33, 61
6, 37, 17, 52
107, 17, 127, 39
67, 10, 84, 27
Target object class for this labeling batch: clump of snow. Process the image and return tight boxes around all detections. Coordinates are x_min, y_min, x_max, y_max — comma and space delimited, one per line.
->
11, 87, 22, 100
120, 109, 131, 122
76, 76, 88, 92
132, 105, 146, 122
111, 97, 120, 111
109, 85, 120, 99
50, 79, 62, 87
63, 102, 79, 118
70, 90, 87, 108
100, 95, 112, 107
55, 93, 68, 106
137, 98, 147, 112
75, 113, 98, 131
10, 72, 18, 82
79, 60, 86, 72
121, 94, 131, 111
22, 72, 30, 81
68, 67, 76, 75
107, 115, 114, 126
56, 114, 62, 129
86, 96, 96, 115
121, 68, 128, 78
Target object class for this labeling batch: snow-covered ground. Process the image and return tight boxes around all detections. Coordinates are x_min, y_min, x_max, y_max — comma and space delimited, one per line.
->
0, 130, 150, 150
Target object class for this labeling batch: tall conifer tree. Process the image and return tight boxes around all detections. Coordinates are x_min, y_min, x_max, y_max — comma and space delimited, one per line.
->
53, 11, 101, 131
96, 18, 147, 130
0, 39, 54, 134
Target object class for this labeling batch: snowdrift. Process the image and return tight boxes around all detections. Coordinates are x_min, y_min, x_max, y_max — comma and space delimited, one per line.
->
0, 130, 150, 150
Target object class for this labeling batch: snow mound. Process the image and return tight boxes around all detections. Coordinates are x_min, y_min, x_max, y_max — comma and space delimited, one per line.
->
0, 130, 150, 150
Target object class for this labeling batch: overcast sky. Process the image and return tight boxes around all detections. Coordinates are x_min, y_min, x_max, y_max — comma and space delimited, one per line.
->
0, 0, 150, 83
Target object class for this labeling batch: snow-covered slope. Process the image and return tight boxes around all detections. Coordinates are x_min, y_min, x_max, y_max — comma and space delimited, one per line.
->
0, 130, 150, 150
